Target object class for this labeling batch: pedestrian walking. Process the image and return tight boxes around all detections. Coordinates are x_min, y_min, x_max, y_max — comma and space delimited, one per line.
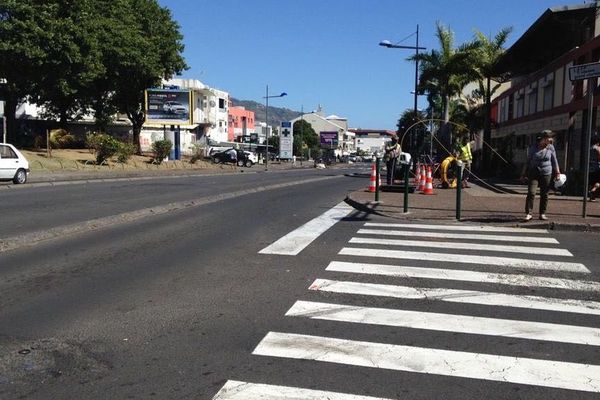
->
521, 130, 561, 221
384, 135, 401, 185
589, 135, 600, 201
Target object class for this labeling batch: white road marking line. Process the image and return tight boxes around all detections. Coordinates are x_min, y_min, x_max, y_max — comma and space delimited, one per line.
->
365, 222, 548, 234
326, 261, 600, 292
349, 237, 572, 256
212, 380, 393, 400
357, 228, 559, 244
286, 300, 600, 346
308, 279, 600, 316
253, 332, 600, 393
339, 247, 590, 273
258, 202, 354, 255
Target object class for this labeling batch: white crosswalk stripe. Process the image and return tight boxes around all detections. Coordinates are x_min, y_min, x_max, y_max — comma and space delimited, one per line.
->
326, 261, 600, 292
349, 236, 573, 256
357, 228, 559, 243
253, 332, 600, 393
213, 380, 393, 400
286, 300, 600, 346
308, 278, 600, 315
339, 247, 589, 273
215, 221, 600, 398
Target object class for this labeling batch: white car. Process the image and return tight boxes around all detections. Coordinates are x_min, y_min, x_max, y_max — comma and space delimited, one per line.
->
162, 101, 188, 115
0, 143, 30, 184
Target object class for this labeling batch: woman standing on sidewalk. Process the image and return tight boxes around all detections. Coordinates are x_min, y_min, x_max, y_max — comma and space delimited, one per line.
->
521, 130, 561, 221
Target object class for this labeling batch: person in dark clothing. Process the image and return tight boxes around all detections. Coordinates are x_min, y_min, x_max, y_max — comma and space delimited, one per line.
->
520, 130, 561, 221
384, 135, 401, 185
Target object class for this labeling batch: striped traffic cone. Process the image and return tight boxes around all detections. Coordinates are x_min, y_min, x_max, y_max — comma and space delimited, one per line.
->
422, 166, 434, 195
368, 162, 377, 192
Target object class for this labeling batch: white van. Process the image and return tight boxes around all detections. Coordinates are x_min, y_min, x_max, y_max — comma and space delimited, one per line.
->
0, 143, 30, 184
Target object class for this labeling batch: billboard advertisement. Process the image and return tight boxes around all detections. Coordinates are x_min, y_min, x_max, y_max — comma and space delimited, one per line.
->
145, 89, 193, 125
279, 121, 293, 159
320, 131, 338, 148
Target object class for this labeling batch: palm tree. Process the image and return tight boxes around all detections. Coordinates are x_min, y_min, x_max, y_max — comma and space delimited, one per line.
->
472, 27, 513, 172
410, 22, 479, 154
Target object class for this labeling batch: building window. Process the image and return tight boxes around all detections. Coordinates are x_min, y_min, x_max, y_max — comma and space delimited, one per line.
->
515, 95, 524, 118
528, 91, 537, 115
218, 98, 225, 109
543, 84, 553, 111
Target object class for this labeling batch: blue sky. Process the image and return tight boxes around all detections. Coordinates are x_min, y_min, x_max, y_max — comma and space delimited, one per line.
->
158, 0, 570, 129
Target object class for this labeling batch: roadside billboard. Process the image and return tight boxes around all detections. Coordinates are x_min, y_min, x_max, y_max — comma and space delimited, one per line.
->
279, 121, 293, 159
145, 89, 193, 125
320, 131, 338, 148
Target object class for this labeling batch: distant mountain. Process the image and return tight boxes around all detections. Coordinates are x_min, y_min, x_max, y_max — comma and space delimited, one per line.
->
231, 98, 302, 127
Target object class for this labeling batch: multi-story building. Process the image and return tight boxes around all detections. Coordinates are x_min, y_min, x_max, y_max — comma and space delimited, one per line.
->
491, 3, 600, 176
290, 110, 354, 156
350, 129, 396, 154
228, 104, 255, 142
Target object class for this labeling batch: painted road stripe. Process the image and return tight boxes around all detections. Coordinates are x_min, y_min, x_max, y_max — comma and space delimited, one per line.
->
253, 332, 600, 393
339, 247, 589, 273
259, 202, 354, 255
286, 301, 600, 346
309, 279, 600, 315
365, 222, 548, 234
212, 380, 392, 400
349, 237, 572, 256
326, 261, 600, 292
357, 228, 559, 244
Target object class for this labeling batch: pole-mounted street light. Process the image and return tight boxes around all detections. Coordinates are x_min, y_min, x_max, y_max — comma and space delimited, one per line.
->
380, 25, 426, 160
263, 84, 287, 171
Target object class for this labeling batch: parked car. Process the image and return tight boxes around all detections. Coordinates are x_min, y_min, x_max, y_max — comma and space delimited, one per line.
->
162, 101, 188, 114
0, 143, 30, 184
212, 148, 256, 167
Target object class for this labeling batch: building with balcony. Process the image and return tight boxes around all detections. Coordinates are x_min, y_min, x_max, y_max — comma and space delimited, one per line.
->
491, 2, 600, 176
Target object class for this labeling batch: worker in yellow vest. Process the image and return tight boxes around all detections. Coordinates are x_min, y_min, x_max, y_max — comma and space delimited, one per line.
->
457, 136, 473, 188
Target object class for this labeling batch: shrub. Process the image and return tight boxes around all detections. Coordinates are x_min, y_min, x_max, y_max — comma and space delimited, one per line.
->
49, 129, 76, 149
189, 143, 206, 164
152, 139, 172, 165
116, 142, 136, 163
86, 133, 121, 164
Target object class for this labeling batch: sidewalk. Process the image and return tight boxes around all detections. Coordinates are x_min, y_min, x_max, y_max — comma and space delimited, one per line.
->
345, 176, 600, 232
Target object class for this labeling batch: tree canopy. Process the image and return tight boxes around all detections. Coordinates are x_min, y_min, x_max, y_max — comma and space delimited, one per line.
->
0, 0, 187, 151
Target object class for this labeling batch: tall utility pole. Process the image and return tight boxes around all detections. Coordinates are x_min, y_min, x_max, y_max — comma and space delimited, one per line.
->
263, 85, 287, 171
379, 26, 426, 160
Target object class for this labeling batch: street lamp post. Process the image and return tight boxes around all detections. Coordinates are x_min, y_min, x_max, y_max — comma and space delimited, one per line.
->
379, 25, 426, 160
263, 84, 287, 171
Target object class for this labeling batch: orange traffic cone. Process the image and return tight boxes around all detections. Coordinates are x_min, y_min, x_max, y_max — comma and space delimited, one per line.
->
368, 162, 377, 192
422, 166, 434, 195
417, 164, 426, 192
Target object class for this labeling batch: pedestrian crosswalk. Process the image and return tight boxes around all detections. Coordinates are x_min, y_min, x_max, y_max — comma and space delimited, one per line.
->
213, 221, 600, 398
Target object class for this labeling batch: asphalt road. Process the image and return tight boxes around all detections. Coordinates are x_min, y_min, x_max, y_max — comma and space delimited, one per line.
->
1, 166, 599, 399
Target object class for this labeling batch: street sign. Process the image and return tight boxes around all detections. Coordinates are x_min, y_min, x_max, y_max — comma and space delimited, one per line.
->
569, 62, 600, 81
279, 121, 293, 159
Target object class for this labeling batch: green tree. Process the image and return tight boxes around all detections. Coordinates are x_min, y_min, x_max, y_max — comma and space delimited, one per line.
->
396, 109, 428, 156
293, 119, 317, 157
410, 22, 479, 153
0, 1, 54, 143
109, 0, 187, 154
472, 27, 512, 172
